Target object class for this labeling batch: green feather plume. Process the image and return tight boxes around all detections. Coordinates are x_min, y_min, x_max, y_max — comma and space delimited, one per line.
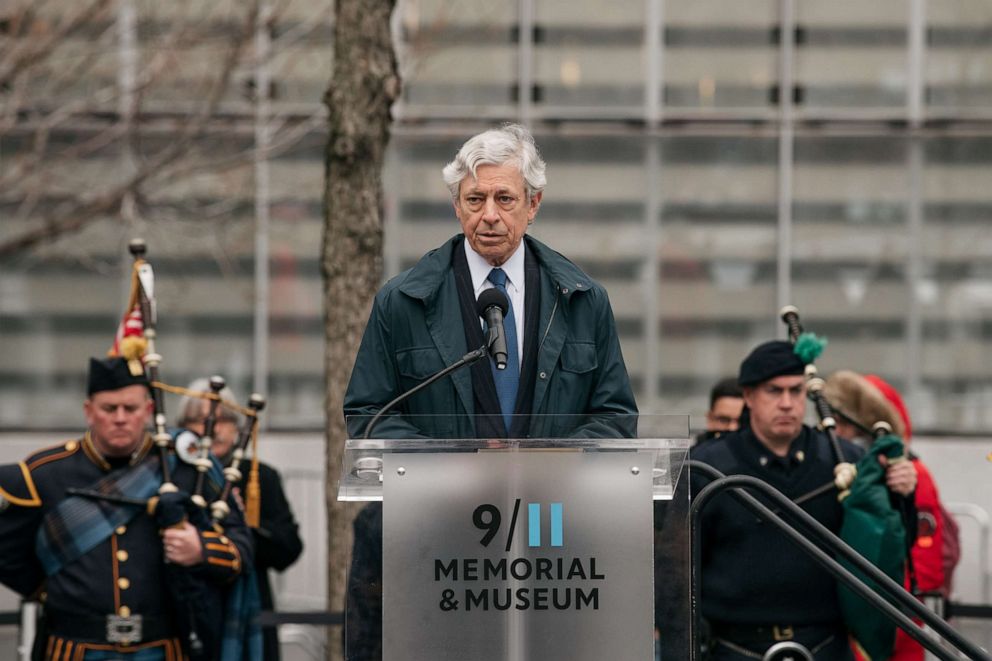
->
794, 332, 828, 364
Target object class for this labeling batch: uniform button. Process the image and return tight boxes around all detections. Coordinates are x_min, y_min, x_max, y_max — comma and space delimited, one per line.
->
118, 577, 130, 590
119, 606, 131, 617
795, 450, 805, 463
117, 550, 129, 562
219, 536, 229, 545
115, 525, 127, 535
65, 441, 78, 451
561, 287, 569, 294
759, 456, 768, 466
539, 371, 547, 379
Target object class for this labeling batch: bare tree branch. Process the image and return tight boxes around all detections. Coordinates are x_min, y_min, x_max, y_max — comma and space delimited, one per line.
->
0, 0, 115, 89
0, 1, 263, 258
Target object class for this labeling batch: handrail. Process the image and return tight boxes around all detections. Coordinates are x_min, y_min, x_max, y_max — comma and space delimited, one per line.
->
688, 460, 990, 661
946, 501, 991, 603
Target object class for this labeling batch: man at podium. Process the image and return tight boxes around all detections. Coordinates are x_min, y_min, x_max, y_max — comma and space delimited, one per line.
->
342, 123, 637, 660
344, 122, 637, 440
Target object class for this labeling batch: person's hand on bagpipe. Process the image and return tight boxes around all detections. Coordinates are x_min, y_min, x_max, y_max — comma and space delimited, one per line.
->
148, 488, 224, 659
163, 523, 203, 566
830, 424, 916, 496
151, 489, 214, 566
877, 446, 917, 497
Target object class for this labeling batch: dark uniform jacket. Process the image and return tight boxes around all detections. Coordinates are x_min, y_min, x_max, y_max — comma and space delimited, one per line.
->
690, 425, 864, 626
0, 434, 252, 656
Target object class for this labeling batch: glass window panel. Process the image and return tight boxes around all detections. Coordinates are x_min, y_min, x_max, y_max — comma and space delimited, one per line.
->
136, 0, 254, 108
926, 0, 992, 112
531, 3, 644, 115
663, 0, 779, 113
794, 1, 908, 111
396, 0, 518, 117
656, 135, 779, 419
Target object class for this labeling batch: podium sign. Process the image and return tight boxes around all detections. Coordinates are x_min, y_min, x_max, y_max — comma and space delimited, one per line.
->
341, 414, 691, 661
383, 450, 654, 661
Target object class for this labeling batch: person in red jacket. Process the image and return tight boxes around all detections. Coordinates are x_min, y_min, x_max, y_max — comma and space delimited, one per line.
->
825, 371, 959, 661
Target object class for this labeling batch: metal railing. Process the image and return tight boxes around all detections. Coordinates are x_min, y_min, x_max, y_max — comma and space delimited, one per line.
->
946, 502, 991, 604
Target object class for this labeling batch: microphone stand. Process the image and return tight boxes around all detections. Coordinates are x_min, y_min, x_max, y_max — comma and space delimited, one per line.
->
362, 345, 489, 440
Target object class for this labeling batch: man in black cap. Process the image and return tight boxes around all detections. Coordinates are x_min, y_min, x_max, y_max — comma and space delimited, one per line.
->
0, 357, 254, 660
690, 340, 917, 660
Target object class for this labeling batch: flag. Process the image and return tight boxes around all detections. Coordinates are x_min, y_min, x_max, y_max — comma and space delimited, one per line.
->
107, 262, 148, 377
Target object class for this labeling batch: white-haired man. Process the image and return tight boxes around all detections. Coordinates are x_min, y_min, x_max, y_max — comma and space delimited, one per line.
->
343, 124, 637, 660
344, 122, 636, 440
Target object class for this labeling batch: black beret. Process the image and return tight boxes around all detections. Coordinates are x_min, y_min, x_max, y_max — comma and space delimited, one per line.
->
87, 357, 150, 396
738, 340, 806, 387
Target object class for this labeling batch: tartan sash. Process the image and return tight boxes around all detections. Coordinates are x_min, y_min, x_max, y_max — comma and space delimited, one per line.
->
221, 566, 263, 661
35, 455, 176, 576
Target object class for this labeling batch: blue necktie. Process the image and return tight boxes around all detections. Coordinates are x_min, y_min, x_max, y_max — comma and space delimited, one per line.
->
487, 268, 519, 432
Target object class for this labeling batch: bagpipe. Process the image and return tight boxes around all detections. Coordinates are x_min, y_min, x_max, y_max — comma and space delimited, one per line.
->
85, 238, 264, 659
779, 305, 855, 503
158, 379, 267, 528
118, 240, 265, 520
778, 305, 911, 661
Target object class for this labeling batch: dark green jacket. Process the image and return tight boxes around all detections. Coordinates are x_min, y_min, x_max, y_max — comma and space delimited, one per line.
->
343, 234, 637, 440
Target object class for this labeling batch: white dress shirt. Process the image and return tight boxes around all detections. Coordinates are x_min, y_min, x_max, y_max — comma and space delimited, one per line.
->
464, 240, 526, 369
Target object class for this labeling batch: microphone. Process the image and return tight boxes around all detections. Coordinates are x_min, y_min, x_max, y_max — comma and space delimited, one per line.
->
477, 288, 509, 370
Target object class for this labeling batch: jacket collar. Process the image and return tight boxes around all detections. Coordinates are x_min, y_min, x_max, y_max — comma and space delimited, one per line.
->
523, 234, 592, 299
398, 234, 593, 302
82, 431, 154, 471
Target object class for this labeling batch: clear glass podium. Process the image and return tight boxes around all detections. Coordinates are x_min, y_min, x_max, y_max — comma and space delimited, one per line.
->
339, 414, 692, 661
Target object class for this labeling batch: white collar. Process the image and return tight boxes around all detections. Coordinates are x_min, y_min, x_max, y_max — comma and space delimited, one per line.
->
464, 240, 526, 295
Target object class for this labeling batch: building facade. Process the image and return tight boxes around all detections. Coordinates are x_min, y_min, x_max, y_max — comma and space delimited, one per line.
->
2, 0, 992, 433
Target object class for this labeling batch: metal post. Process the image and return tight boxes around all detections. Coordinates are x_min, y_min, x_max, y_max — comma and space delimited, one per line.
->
517, 0, 534, 125
641, 0, 664, 411
117, 0, 136, 172
906, 141, 924, 415
383, 9, 405, 279
776, 0, 796, 334
254, 4, 273, 406
644, 0, 664, 127
906, 0, 926, 416
643, 139, 662, 411
908, 0, 926, 127
117, 0, 138, 296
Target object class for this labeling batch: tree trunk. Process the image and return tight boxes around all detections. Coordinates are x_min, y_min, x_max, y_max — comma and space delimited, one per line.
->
322, 0, 399, 659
